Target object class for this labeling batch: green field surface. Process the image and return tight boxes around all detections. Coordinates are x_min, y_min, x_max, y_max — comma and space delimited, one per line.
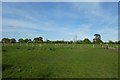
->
0, 43, 2, 79
2, 44, 118, 78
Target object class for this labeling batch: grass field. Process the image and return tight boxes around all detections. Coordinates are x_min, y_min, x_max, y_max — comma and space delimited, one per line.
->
0, 43, 2, 79
2, 43, 118, 78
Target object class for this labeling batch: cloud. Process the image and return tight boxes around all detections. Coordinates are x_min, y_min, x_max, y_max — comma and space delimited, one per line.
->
3, 17, 94, 41
73, 2, 117, 24
2, 2, 118, 41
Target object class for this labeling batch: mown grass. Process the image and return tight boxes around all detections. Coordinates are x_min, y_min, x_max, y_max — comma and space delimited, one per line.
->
0, 43, 2, 79
2, 44, 118, 78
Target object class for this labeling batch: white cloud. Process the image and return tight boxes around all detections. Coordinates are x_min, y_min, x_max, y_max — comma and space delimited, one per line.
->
2, 2, 118, 41
3, 17, 117, 41
3, 17, 94, 41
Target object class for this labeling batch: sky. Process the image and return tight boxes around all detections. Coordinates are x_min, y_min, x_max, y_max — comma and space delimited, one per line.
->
2, 0, 120, 2
2, 2, 118, 42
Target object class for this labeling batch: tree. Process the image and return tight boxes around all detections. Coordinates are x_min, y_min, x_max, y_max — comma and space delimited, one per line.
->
108, 40, 114, 44
24, 38, 32, 46
18, 38, 25, 43
70, 41, 73, 44
115, 41, 118, 44
46, 39, 51, 43
33, 37, 43, 43
118, 40, 120, 44
93, 34, 103, 44
28, 39, 32, 43
82, 38, 91, 44
10, 38, 16, 43
94, 34, 101, 40
2, 38, 10, 46
25, 38, 29, 43
76, 40, 82, 44
9, 38, 16, 46
93, 39, 96, 44
2, 38, 10, 43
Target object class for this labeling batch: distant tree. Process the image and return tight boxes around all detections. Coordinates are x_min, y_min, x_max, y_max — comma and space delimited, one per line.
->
28, 39, 32, 43
104, 42, 108, 44
57, 40, 64, 43
108, 40, 114, 44
76, 40, 82, 44
18, 38, 25, 43
33, 37, 43, 43
93, 34, 103, 44
94, 34, 101, 40
118, 40, 120, 44
82, 38, 91, 44
10, 38, 16, 43
115, 41, 118, 44
2, 38, 10, 46
2, 38, 10, 43
46, 39, 51, 43
24, 38, 32, 46
25, 38, 29, 43
93, 39, 96, 44
9, 38, 16, 46
70, 41, 73, 44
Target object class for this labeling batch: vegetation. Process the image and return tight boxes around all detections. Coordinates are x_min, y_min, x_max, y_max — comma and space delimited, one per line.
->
1, 36, 119, 45
2, 43, 118, 78
82, 38, 91, 44
1, 34, 119, 78
93, 34, 103, 44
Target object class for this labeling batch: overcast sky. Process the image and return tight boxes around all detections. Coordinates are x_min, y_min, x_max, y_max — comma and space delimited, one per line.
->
2, 2, 118, 41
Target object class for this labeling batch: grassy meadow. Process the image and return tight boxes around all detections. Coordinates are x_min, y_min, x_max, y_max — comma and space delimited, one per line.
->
0, 43, 2, 79
2, 43, 118, 78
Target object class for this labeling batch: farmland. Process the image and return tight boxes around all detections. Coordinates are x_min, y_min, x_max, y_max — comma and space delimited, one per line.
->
2, 43, 118, 78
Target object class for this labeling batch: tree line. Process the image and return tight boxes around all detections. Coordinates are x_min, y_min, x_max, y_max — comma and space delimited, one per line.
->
1, 35, 119, 44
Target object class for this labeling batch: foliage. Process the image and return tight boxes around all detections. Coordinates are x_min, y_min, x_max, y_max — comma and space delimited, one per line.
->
108, 40, 115, 44
10, 38, 16, 43
1, 35, 119, 44
75, 40, 82, 44
2, 38, 10, 43
33, 37, 43, 43
93, 34, 103, 44
18, 38, 25, 43
82, 38, 91, 44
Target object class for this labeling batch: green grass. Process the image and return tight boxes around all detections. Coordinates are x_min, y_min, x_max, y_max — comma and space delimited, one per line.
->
2, 44, 118, 78
0, 43, 2, 79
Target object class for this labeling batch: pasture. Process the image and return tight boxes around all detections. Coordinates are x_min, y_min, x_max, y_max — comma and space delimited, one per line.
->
2, 43, 118, 78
